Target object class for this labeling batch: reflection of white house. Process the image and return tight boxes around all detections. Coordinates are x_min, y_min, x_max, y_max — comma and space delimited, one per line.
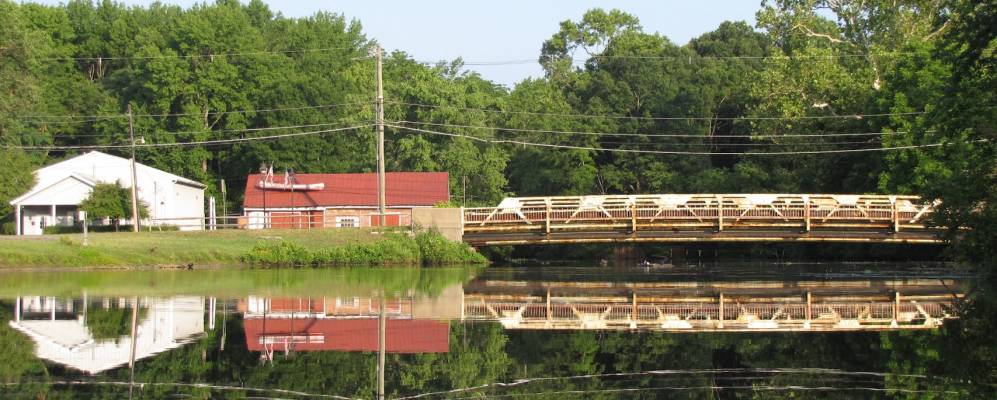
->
9, 151, 206, 235
8, 296, 205, 374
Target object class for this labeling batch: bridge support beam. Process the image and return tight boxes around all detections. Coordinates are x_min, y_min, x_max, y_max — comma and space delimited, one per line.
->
717, 195, 724, 232
718, 293, 725, 329
804, 196, 811, 232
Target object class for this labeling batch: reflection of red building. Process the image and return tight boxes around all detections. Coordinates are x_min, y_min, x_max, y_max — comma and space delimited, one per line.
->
244, 319, 449, 353
240, 296, 450, 354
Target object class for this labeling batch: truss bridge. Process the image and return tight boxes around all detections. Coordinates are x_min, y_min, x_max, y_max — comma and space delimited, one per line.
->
461, 194, 942, 246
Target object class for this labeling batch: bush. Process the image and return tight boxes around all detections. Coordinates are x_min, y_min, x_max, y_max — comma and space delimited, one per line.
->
415, 229, 487, 264
241, 231, 486, 267
241, 240, 312, 266
1, 221, 14, 235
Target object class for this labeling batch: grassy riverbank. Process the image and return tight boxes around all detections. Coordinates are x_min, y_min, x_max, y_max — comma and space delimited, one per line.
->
0, 228, 486, 268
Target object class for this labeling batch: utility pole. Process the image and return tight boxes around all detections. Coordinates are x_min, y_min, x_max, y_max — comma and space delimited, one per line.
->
377, 293, 386, 400
220, 179, 227, 228
373, 45, 386, 227
127, 104, 140, 232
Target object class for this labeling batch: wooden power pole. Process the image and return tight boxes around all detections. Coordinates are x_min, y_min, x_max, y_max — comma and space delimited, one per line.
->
374, 45, 386, 227
127, 104, 140, 232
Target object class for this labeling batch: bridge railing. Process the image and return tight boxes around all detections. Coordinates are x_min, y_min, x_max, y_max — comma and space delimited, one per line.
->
464, 194, 936, 234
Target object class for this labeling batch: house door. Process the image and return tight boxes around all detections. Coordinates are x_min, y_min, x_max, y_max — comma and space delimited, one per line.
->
22, 214, 46, 235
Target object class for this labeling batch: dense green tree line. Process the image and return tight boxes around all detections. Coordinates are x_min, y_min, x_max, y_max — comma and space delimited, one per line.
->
0, 0, 992, 261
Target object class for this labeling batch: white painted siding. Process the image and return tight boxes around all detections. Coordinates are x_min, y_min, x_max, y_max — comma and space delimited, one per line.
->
10, 151, 206, 235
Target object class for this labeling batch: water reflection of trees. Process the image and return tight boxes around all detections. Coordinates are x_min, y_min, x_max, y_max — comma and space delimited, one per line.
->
0, 279, 993, 398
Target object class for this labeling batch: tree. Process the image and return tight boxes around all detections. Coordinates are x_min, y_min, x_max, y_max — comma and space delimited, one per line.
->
917, 0, 997, 263
80, 181, 148, 231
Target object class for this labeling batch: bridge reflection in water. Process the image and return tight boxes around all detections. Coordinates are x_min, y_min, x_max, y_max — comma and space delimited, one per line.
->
243, 272, 963, 335
462, 278, 960, 332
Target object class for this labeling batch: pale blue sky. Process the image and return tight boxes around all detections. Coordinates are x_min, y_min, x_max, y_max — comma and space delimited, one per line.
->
27, 1, 762, 87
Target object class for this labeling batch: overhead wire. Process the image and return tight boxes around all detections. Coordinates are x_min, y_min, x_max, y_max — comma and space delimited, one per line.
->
410, 51, 917, 65
43, 118, 373, 138
387, 124, 983, 156
392, 120, 922, 138
17, 101, 372, 120
30, 46, 370, 62
4, 124, 372, 150
387, 101, 924, 121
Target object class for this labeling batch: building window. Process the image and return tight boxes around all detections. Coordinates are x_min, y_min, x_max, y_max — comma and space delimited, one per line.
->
334, 216, 360, 228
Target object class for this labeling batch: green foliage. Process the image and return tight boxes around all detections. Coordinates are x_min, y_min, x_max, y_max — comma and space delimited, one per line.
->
241, 231, 486, 267
79, 182, 149, 230
86, 305, 146, 341
0, 0, 993, 263
240, 239, 313, 265
0, 302, 47, 384
414, 229, 488, 264
0, 150, 37, 219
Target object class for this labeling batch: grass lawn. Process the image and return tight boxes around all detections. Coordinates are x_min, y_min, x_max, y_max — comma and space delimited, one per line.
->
0, 228, 388, 268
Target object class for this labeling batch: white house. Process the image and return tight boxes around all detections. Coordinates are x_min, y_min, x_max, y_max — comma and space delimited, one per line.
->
9, 151, 206, 235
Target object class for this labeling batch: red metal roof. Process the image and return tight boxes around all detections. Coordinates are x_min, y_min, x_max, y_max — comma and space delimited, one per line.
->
243, 318, 450, 353
243, 172, 449, 209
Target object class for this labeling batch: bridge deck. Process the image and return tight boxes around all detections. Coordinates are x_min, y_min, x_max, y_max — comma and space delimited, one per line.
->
463, 194, 944, 245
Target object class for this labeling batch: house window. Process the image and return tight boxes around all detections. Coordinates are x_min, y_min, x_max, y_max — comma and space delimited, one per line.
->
334, 216, 360, 228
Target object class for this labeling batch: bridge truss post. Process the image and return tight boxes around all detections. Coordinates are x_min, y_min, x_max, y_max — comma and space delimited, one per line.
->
892, 199, 900, 233
805, 291, 812, 329
893, 291, 900, 326
717, 195, 724, 232
545, 203, 551, 235
631, 291, 638, 329
546, 289, 551, 323
718, 293, 725, 329
631, 202, 637, 233
804, 196, 811, 232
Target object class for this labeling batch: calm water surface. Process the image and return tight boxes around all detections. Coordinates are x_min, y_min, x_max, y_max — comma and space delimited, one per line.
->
0, 262, 992, 399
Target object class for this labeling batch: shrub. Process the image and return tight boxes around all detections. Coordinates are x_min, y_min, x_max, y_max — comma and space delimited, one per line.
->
241, 231, 487, 267
313, 234, 421, 266
1, 221, 14, 235
415, 229, 487, 264
241, 240, 312, 266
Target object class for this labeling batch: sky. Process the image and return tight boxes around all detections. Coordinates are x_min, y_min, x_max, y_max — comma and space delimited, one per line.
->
28, 1, 762, 87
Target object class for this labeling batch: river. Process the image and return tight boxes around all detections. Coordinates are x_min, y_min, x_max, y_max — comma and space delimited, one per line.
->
0, 262, 992, 399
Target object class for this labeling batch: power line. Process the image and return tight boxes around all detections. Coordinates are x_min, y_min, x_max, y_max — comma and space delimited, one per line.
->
5, 125, 372, 150
393, 120, 918, 138
16, 101, 372, 120
31, 47, 369, 62
386, 101, 924, 121
45, 119, 371, 138
387, 124, 981, 156
411, 52, 917, 65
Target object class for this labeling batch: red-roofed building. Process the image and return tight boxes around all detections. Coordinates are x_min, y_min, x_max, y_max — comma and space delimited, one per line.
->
242, 172, 449, 228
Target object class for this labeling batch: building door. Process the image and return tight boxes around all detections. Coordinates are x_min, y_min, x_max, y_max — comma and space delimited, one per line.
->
22, 214, 46, 235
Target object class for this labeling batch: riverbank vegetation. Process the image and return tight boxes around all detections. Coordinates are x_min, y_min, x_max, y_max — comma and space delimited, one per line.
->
0, 267, 476, 298
240, 230, 487, 266
0, 228, 483, 268
0, 0, 992, 264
